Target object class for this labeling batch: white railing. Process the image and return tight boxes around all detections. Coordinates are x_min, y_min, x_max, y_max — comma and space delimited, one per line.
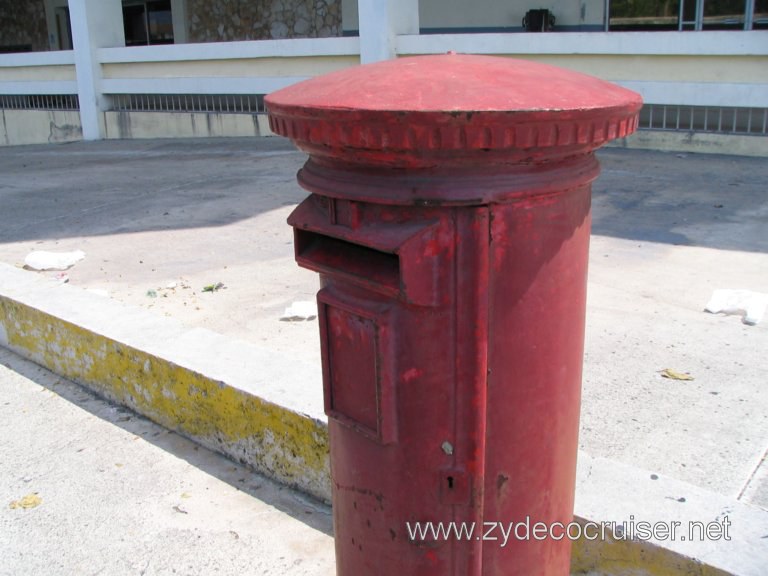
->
99, 36, 360, 62
1, 31, 766, 138
0, 50, 77, 95
2, 32, 765, 105
397, 31, 768, 108
396, 31, 768, 56
98, 37, 360, 95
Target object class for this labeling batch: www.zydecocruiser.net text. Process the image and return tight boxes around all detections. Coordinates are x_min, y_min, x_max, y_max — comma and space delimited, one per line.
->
406, 516, 731, 548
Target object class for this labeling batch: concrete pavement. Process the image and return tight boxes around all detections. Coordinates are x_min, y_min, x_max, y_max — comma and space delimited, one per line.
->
1, 138, 767, 574
0, 346, 335, 576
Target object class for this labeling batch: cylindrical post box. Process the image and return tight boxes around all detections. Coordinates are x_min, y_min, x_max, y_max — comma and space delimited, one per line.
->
266, 54, 641, 575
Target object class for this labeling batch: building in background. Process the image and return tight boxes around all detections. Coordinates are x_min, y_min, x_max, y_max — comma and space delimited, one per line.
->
0, 0, 766, 155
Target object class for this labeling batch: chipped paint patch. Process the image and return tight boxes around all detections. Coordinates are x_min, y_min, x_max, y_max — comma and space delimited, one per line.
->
0, 295, 330, 503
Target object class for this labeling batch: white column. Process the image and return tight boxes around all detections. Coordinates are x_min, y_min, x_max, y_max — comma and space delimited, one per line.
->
69, 0, 125, 140
358, 0, 419, 64
171, 0, 188, 44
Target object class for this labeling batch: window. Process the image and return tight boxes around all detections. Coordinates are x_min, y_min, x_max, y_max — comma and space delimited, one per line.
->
753, 0, 768, 28
608, 0, 767, 30
609, 0, 681, 30
123, 0, 174, 46
701, 0, 745, 30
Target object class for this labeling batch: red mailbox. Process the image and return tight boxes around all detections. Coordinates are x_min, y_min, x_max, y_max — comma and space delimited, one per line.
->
266, 54, 641, 575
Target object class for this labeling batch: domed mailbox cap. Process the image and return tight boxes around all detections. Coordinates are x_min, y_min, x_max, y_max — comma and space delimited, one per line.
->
265, 53, 642, 168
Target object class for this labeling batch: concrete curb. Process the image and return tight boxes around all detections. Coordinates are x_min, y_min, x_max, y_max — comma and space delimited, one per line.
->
573, 453, 766, 575
1, 262, 766, 575
608, 131, 768, 158
0, 262, 330, 502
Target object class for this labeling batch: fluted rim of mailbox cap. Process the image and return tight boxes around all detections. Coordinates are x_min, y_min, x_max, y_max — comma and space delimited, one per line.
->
265, 53, 643, 168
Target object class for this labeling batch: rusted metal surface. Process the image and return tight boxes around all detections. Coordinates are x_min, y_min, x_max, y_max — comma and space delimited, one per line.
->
267, 53, 641, 575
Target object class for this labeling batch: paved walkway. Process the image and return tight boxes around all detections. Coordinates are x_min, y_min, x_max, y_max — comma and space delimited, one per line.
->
0, 347, 335, 576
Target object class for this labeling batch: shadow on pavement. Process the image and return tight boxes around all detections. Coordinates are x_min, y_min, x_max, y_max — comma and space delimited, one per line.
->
0, 138, 307, 244
1, 140, 766, 253
0, 347, 334, 538
593, 148, 768, 253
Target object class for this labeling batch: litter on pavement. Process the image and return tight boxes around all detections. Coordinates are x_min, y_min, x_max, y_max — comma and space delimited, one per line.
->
705, 289, 767, 325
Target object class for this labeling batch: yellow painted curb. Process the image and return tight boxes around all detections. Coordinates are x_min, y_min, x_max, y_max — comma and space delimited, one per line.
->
570, 518, 731, 575
0, 295, 330, 503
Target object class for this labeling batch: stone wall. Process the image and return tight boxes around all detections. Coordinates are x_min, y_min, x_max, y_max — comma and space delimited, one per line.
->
0, 0, 49, 52
187, 0, 342, 42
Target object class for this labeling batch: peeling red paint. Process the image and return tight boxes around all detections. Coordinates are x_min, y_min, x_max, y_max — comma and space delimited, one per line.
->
401, 367, 421, 383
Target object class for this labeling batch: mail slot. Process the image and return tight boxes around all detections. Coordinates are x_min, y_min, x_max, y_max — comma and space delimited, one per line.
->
295, 229, 401, 293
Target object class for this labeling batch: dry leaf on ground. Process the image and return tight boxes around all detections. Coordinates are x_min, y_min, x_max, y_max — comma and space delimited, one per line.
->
9, 493, 42, 509
660, 368, 694, 381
